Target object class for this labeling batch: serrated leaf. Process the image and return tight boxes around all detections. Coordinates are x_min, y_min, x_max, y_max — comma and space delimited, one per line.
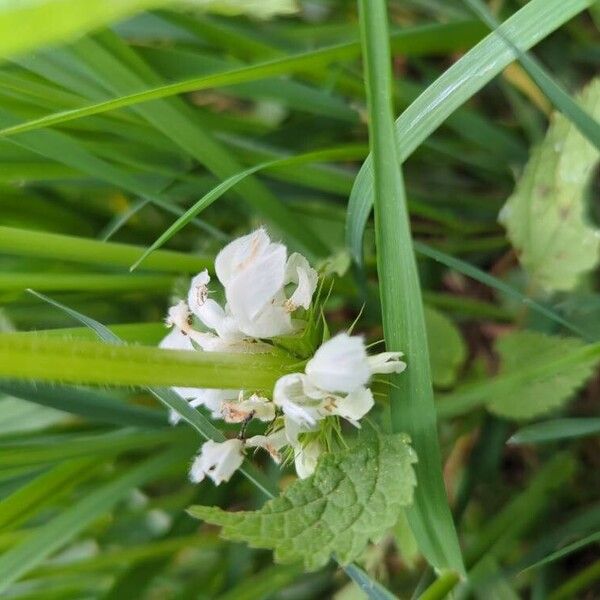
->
499, 78, 600, 292
487, 331, 598, 420
188, 432, 417, 571
424, 307, 467, 389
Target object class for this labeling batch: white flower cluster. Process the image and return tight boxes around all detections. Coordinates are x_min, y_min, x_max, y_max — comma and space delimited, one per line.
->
159, 229, 406, 486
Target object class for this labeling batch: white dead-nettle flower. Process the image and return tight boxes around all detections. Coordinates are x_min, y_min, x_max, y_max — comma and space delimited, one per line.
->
274, 333, 406, 429
214, 228, 318, 338
245, 428, 288, 464
221, 393, 276, 423
189, 439, 244, 485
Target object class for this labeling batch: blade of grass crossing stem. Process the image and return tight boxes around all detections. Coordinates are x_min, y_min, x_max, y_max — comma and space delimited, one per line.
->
0, 445, 191, 593
414, 241, 588, 340
131, 146, 368, 270
27, 298, 388, 597
357, 0, 464, 575
521, 531, 600, 572
346, 0, 595, 264
27, 291, 280, 498
461, 0, 600, 151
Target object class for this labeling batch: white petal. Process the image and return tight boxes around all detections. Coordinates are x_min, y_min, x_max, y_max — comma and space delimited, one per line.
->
246, 428, 288, 463
273, 373, 323, 428
222, 394, 276, 423
305, 333, 371, 394
189, 439, 244, 485
368, 351, 407, 375
331, 387, 374, 424
294, 440, 322, 479
165, 301, 190, 332
285, 252, 318, 311
233, 303, 293, 339
226, 242, 287, 323
187, 270, 211, 316
159, 328, 194, 351
215, 228, 271, 286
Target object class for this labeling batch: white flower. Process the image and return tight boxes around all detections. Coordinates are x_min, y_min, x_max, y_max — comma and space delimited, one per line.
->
273, 373, 323, 428
273, 333, 405, 429
306, 333, 371, 394
221, 393, 276, 423
294, 439, 322, 479
214, 228, 318, 338
246, 428, 288, 463
189, 439, 244, 485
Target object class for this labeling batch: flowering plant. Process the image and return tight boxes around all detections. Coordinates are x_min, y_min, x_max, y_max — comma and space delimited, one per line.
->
160, 228, 406, 485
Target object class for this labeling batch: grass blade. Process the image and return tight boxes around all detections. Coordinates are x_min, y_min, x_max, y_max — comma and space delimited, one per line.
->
0, 226, 210, 273
509, 418, 600, 445
357, 0, 463, 575
346, 0, 595, 263
0, 445, 192, 592
461, 0, 600, 151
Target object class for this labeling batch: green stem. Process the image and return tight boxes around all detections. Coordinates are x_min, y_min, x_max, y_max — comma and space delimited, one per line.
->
417, 571, 461, 600
0, 333, 297, 390
357, 0, 464, 574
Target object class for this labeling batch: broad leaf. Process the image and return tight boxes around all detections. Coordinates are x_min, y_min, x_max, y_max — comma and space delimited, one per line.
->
487, 331, 598, 420
424, 307, 466, 389
499, 78, 600, 292
189, 432, 417, 570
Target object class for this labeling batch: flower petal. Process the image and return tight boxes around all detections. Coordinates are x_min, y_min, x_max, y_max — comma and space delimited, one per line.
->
273, 373, 323, 428
285, 252, 318, 311
368, 351, 407, 375
305, 333, 371, 394
294, 440, 322, 479
215, 228, 271, 286
222, 394, 276, 423
331, 387, 374, 424
189, 439, 244, 485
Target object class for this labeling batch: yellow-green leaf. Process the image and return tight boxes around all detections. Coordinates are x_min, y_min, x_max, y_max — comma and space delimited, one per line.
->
499, 78, 600, 292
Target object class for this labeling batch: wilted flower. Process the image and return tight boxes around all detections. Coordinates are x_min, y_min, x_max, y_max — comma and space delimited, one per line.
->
189, 439, 245, 485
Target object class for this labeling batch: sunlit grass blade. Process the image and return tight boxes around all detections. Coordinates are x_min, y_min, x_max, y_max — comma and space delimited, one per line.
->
461, 0, 600, 151
509, 418, 600, 445
0, 445, 192, 593
0, 226, 210, 273
131, 145, 368, 270
0, 21, 485, 138
342, 563, 398, 600
346, 0, 595, 263
357, 0, 463, 575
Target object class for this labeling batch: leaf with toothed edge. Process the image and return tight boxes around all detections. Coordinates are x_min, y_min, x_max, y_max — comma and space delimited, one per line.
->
188, 431, 417, 571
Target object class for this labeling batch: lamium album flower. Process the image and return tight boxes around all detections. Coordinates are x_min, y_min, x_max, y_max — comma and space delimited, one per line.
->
157, 228, 406, 485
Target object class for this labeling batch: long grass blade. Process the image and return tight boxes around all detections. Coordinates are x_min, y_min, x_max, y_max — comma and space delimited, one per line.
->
357, 0, 463, 575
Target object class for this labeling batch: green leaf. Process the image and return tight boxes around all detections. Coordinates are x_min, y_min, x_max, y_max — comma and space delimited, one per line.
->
0, 0, 171, 60
487, 331, 598, 420
424, 307, 466, 389
189, 432, 417, 571
499, 78, 600, 292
